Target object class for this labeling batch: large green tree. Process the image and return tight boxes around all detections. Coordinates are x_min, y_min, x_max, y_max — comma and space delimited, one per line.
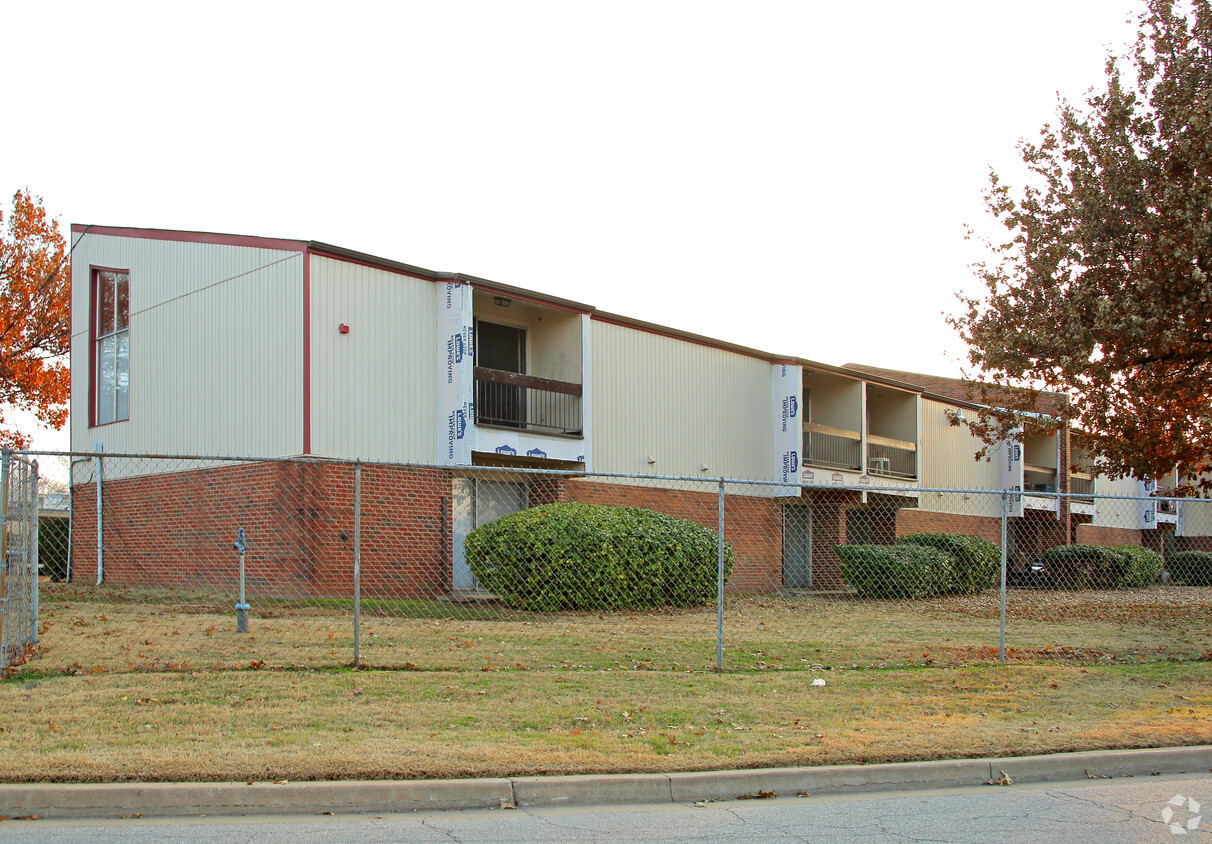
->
954, 0, 1212, 485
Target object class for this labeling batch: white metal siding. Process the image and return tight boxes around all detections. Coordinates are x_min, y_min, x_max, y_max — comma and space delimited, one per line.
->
590, 320, 771, 479
918, 399, 1001, 514
1092, 474, 1142, 528
308, 255, 438, 462
70, 233, 303, 457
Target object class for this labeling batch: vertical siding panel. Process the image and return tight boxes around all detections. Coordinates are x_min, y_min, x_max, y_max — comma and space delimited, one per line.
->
70, 234, 303, 457
919, 398, 1000, 496
307, 255, 437, 463
591, 321, 771, 480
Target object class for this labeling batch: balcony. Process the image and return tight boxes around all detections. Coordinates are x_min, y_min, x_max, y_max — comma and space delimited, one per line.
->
1157, 489, 1180, 516
803, 423, 862, 471
1024, 464, 1059, 494
866, 436, 916, 479
474, 366, 582, 437
1070, 474, 1095, 503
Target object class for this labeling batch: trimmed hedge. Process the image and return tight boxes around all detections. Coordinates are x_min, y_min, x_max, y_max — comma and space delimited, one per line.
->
898, 533, 1000, 594
1038, 545, 1118, 589
1106, 545, 1164, 589
1168, 551, 1212, 587
835, 543, 954, 599
464, 502, 734, 611
1036, 544, 1163, 590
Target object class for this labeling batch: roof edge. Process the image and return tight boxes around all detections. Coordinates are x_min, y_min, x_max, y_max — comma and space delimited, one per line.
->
71, 224, 308, 253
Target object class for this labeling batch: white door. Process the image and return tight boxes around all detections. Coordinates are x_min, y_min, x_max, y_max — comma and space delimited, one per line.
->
452, 479, 529, 591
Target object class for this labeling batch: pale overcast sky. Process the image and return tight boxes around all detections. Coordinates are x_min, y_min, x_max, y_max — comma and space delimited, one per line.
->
2, 1, 1142, 450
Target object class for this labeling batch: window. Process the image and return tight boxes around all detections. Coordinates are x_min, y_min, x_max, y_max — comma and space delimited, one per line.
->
93, 269, 129, 425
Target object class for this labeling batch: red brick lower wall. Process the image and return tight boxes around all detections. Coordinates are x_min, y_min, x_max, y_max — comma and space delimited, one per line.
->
71, 462, 452, 599
894, 508, 1002, 545
1075, 524, 1142, 547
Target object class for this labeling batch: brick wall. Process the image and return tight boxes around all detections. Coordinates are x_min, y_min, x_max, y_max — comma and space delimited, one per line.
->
1075, 523, 1142, 547
71, 462, 452, 599
894, 508, 1002, 545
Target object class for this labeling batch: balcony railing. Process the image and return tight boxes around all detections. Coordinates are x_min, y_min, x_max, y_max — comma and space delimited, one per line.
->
803, 424, 862, 471
1070, 475, 1095, 503
866, 435, 916, 479
474, 367, 583, 437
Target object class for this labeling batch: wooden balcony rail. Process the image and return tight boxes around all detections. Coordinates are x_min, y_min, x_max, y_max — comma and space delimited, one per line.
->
473, 367, 583, 437
802, 423, 862, 471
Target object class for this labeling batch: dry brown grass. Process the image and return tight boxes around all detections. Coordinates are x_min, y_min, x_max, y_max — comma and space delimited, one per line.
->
1, 662, 1209, 783
25, 583, 1212, 675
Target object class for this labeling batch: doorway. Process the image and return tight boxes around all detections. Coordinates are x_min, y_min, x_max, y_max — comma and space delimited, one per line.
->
452, 478, 530, 592
475, 320, 527, 428
782, 501, 813, 589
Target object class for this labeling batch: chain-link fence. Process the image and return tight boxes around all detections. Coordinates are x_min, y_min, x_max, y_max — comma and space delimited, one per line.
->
1, 450, 40, 672
6, 450, 1211, 676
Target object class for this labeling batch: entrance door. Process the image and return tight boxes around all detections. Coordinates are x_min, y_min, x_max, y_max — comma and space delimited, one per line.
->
782, 501, 812, 589
475, 321, 527, 428
452, 479, 530, 592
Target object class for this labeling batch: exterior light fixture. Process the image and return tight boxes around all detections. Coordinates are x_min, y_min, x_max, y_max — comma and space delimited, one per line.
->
493, 296, 512, 307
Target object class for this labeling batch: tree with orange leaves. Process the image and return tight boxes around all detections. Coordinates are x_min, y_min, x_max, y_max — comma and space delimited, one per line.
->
953, 0, 1212, 487
0, 190, 70, 449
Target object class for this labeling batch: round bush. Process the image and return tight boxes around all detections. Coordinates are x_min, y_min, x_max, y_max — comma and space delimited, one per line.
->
1038, 545, 1126, 590
464, 502, 734, 611
1106, 545, 1164, 589
835, 543, 954, 599
1167, 550, 1212, 587
897, 533, 999, 594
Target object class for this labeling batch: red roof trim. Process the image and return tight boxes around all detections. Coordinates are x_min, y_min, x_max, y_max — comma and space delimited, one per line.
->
308, 247, 440, 283
71, 224, 307, 253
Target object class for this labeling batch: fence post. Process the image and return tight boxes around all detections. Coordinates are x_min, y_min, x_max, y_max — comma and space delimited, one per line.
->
29, 459, 39, 647
716, 477, 725, 671
94, 448, 103, 586
0, 447, 7, 673
353, 460, 362, 667
999, 490, 1008, 665
1, 446, 9, 579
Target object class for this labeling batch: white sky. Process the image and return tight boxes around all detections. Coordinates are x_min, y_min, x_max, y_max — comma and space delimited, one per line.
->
1, 1, 1142, 451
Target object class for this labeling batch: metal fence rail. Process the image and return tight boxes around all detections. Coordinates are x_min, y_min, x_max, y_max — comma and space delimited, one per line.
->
6, 449, 1211, 676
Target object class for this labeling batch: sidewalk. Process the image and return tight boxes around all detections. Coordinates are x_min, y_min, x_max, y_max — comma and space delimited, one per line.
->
2, 746, 1209, 820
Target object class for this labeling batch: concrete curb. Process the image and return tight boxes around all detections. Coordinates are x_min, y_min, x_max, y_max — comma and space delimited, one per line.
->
2, 746, 1209, 820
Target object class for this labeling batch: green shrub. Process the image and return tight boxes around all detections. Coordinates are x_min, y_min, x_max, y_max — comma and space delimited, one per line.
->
464, 502, 734, 611
1038, 545, 1127, 590
1106, 545, 1164, 589
38, 516, 70, 582
835, 543, 954, 599
1167, 551, 1212, 587
897, 533, 1000, 594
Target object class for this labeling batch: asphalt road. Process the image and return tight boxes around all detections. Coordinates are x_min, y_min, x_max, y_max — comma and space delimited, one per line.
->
3, 772, 1208, 843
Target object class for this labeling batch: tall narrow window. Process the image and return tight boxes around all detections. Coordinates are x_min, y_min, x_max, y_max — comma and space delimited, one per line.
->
95, 270, 130, 424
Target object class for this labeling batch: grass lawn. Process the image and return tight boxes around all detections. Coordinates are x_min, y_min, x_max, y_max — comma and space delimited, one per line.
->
0, 661, 1209, 783
26, 584, 1212, 674
5, 582, 1209, 784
